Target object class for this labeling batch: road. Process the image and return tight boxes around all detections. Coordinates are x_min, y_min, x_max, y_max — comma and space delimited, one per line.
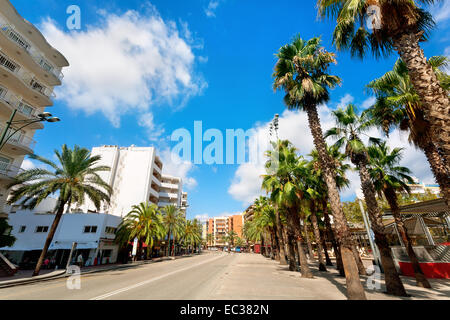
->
0, 252, 448, 300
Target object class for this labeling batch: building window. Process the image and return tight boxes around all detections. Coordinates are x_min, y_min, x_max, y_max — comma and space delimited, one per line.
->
19, 226, 26, 233
35, 226, 49, 233
83, 226, 98, 233
105, 227, 116, 234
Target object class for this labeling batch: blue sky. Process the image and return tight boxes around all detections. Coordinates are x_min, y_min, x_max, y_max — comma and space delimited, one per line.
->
10, 0, 450, 221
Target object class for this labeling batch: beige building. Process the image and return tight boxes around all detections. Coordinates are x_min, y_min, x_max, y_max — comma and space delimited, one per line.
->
0, 0, 68, 216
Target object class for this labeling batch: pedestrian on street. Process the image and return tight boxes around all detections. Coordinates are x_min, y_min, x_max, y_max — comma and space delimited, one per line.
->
43, 258, 50, 269
77, 253, 84, 268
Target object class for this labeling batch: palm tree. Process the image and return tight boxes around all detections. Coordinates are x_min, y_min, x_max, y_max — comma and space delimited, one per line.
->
182, 220, 202, 254
161, 205, 185, 257
326, 104, 407, 296
118, 202, 166, 260
7, 145, 111, 276
317, 0, 450, 165
224, 230, 238, 253
235, 237, 245, 249
262, 140, 313, 278
273, 35, 365, 299
206, 233, 214, 248
367, 140, 431, 288
366, 57, 450, 205
310, 147, 368, 276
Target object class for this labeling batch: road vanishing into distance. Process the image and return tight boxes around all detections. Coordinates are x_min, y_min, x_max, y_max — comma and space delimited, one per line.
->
0, 252, 448, 300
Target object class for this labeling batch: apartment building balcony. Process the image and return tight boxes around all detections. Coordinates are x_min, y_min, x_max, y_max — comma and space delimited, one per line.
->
161, 182, 179, 190
153, 162, 162, 175
149, 186, 159, 199
0, 87, 44, 129
151, 174, 161, 187
0, 50, 53, 107
0, 124, 36, 155
158, 192, 178, 199
0, 25, 63, 86
0, 162, 23, 180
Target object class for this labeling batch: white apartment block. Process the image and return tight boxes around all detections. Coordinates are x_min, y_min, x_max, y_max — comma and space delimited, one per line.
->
158, 174, 182, 209
0, 0, 68, 216
77, 145, 188, 217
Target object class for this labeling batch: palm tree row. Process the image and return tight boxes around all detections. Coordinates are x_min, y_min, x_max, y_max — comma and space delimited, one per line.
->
271, 2, 450, 295
116, 203, 202, 259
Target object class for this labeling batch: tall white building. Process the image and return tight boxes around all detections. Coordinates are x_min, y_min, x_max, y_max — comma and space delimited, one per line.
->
78, 145, 188, 217
0, 0, 68, 216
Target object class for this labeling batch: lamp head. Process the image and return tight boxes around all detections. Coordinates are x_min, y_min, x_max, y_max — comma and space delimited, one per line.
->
46, 117, 60, 123
37, 112, 52, 118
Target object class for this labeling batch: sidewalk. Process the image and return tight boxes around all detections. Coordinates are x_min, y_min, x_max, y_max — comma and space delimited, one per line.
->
0, 253, 202, 288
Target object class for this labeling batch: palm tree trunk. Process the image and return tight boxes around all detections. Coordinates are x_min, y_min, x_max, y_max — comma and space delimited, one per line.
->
288, 207, 314, 278
320, 228, 333, 266
393, 32, 450, 166
357, 158, 407, 297
419, 138, 450, 206
306, 104, 366, 300
275, 211, 288, 265
303, 218, 314, 261
310, 203, 327, 271
351, 242, 367, 276
271, 230, 278, 260
322, 199, 345, 275
166, 230, 171, 257
33, 199, 66, 276
286, 233, 297, 271
384, 187, 431, 288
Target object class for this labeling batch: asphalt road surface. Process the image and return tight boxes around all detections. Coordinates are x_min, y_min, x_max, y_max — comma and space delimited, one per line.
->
0, 252, 448, 300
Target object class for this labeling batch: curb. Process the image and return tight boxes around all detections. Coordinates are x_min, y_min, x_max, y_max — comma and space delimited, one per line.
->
0, 253, 205, 289
0, 270, 66, 289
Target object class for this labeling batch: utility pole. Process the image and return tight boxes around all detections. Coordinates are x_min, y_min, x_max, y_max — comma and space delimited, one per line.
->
357, 197, 382, 271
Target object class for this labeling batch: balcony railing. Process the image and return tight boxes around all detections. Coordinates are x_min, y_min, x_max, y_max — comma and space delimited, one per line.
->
0, 162, 24, 178
0, 25, 64, 81
0, 89, 41, 119
0, 125, 36, 150
0, 51, 55, 100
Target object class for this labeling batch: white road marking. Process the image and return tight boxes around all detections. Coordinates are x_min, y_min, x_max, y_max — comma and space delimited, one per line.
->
90, 254, 227, 300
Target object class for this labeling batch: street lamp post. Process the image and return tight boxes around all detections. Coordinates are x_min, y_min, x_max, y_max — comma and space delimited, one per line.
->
0, 110, 60, 151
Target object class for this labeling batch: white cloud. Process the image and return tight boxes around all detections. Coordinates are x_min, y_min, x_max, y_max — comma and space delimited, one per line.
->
361, 96, 376, 110
160, 148, 198, 190
205, 1, 220, 18
228, 104, 435, 206
20, 159, 36, 170
41, 8, 206, 127
336, 93, 354, 109
194, 214, 209, 223
444, 46, 450, 73
228, 105, 336, 206
138, 112, 165, 141
431, 1, 450, 23
196, 211, 241, 223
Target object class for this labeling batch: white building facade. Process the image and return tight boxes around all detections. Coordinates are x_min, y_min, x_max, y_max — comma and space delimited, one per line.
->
78, 145, 188, 217
0, 0, 68, 216
0, 198, 121, 267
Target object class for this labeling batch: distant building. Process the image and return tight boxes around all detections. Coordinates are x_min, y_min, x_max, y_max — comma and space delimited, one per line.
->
207, 214, 244, 247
